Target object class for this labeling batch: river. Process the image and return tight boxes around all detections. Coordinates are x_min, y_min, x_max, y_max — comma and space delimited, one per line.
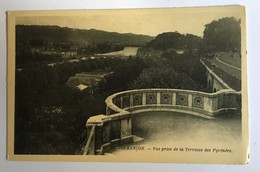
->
97, 46, 139, 57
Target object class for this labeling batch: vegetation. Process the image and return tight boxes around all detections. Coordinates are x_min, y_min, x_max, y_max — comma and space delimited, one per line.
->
136, 31, 207, 91
129, 66, 201, 90
99, 57, 148, 92
14, 57, 147, 154
202, 17, 241, 53
16, 52, 63, 66
16, 25, 153, 47
16, 25, 154, 65
137, 32, 203, 66
147, 32, 202, 51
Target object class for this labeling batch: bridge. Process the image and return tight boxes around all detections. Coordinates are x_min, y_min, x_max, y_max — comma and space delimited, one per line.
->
201, 52, 241, 92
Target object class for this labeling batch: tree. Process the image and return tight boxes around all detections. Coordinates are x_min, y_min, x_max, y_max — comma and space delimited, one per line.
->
203, 17, 241, 53
147, 32, 183, 50
129, 66, 201, 90
100, 57, 147, 92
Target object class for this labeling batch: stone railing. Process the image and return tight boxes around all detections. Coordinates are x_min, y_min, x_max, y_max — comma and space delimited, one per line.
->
84, 112, 133, 155
106, 88, 241, 118
84, 88, 241, 155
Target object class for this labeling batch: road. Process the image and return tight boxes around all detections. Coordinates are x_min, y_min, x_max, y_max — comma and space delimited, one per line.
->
216, 57, 241, 71
217, 53, 241, 69
207, 55, 241, 81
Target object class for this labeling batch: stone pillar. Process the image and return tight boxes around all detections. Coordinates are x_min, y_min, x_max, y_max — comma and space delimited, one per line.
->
204, 97, 213, 112
85, 125, 96, 155
212, 78, 215, 92
120, 117, 133, 145
207, 71, 213, 91
120, 96, 123, 108
86, 114, 110, 155
172, 92, 176, 105
102, 122, 111, 144
106, 106, 110, 115
188, 94, 193, 108
121, 117, 132, 138
142, 92, 146, 105
100, 121, 112, 153
130, 94, 133, 107
211, 97, 219, 111
157, 92, 161, 105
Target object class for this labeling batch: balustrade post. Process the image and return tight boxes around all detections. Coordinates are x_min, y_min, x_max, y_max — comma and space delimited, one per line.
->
157, 92, 161, 105
91, 126, 96, 154
121, 117, 132, 138
188, 94, 193, 108
120, 96, 123, 108
142, 92, 146, 105
172, 92, 176, 105
130, 94, 133, 107
102, 122, 111, 144
85, 124, 96, 155
106, 106, 110, 115
86, 114, 111, 154
120, 116, 133, 144
204, 97, 213, 112
211, 97, 217, 112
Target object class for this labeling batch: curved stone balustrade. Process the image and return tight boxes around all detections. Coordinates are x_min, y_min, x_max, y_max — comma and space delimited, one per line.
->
84, 88, 241, 155
105, 88, 241, 118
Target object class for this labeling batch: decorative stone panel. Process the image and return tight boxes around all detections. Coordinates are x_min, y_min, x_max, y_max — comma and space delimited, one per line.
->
133, 93, 142, 106
160, 93, 172, 104
113, 97, 121, 108
122, 95, 130, 108
192, 96, 204, 109
219, 94, 237, 108
218, 95, 228, 109
176, 93, 188, 106
146, 92, 157, 104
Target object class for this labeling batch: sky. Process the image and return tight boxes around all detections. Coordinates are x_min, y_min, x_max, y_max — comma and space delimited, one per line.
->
15, 6, 244, 37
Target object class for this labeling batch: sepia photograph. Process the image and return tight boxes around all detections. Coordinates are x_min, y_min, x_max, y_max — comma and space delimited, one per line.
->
7, 6, 248, 163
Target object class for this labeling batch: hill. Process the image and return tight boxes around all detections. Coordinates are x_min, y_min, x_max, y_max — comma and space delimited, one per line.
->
137, 32, 202, 62
16, 25, 154, 47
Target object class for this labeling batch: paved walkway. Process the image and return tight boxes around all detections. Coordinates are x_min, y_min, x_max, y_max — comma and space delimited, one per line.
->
110, 111, 241, 155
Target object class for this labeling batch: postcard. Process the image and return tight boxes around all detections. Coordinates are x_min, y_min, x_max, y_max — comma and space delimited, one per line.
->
7, 6, 249, 164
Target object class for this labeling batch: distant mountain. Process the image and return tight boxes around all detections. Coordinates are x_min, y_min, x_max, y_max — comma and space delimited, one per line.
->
146, 32, 202, 50
137, 32, 202, 60
16, 25, 154, 47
